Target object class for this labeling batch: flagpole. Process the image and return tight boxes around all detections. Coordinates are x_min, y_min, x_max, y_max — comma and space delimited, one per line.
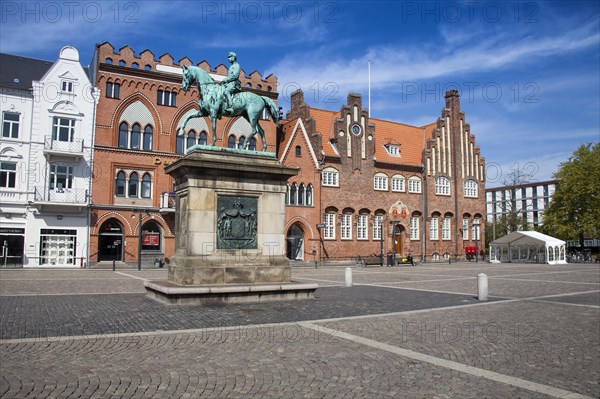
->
368, 60, 371, 118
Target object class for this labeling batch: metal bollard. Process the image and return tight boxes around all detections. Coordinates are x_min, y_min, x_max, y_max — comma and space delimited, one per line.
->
477, 273, 488, 301
345, 267, 353, 287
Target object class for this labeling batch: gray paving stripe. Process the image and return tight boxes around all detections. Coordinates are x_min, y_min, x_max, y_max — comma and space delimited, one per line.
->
491, 277, 600, 285
361, 283, 478, 296
114, 271, 150, 281
298, 322, 594, 399
0, 291, 144, 297
528, 299, 600, 309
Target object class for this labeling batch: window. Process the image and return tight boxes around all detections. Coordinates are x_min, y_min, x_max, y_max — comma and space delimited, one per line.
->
410, 217, 419, 240
141, 173, 152, 198
442, 217, 451, 240
298, 184, 305, 205
435, 177, 450, 195
49, 165, 73, 190
432, 252, 440, 261
176, 135, 185, 154
324, 212, 335, 239
430, 217, 439, 240
462, 218, 469, 240
132, 62, 139, 69
61, 80, 73, 93
0, 162, 17, 188
128, 172, 139, 197
373, 215, 383, 240
295, 146, 301, 156
306, 184, 313, 206
157, 89, 176, 106
357, 214, 368, 240
52, 117, 75, 142
228, 135, 236, 149
199, 132, 207, 145
374, 174, 388, 191
408, 176, 421, 193
115, 171, 126, 196
118, 60, 126, 66
130, 124, 141, 150
105, 58, 113, 64
341, 214, 352, 240
289, 183, 297, 205
248, 137, 256, 151
322, 168, 339, 187
2, 112, 19, 138
40, 229, 76, 265
144, 64, 151, 71
471, 219, 480, 241
141, 221, 161, 251
392, 175, 405, 192
384, 144, 400, 156
238, 136, 246, 149
119, 122, 128, 148
143, 126, 153, 150
187, 131, 197, 149
464, 180, 478, 198
106, 82, 120, 99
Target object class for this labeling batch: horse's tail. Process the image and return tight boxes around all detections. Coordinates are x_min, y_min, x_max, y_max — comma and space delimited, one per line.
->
261, 96, 280, 124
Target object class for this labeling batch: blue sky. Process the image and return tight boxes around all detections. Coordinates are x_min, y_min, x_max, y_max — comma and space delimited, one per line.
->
1, 0, 598, 186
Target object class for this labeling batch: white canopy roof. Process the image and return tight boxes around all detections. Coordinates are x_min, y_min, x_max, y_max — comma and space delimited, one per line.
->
490, 231, 565, 247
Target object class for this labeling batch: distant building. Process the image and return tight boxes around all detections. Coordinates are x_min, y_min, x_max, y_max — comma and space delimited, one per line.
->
485, 180, 559, 236
0, 47, 99, 267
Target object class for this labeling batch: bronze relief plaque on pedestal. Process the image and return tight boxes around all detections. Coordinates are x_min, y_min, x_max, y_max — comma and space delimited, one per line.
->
216, 195, 257, 249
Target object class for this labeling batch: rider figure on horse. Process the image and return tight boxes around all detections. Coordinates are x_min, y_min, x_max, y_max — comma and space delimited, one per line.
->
221, 51, 241, 115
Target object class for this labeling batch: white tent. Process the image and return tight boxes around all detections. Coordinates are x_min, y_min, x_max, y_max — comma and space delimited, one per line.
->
489, 231, 567, 265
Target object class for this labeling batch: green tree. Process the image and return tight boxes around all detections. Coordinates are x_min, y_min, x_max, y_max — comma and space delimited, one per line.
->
542, 143, 600, 245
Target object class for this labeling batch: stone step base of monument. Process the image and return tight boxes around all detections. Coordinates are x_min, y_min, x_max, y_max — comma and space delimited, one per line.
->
144, 280, 318, 305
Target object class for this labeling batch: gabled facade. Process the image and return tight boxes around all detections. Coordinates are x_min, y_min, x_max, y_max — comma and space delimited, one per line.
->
88, 42, 279, 266
280, 89, 486, 262
0, 46, 99, 267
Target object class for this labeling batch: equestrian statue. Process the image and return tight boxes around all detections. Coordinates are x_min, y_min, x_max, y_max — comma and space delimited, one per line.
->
178, 51, 280, 152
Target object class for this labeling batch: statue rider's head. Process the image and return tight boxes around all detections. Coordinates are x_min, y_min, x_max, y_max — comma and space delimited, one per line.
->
227, 52, 237, 63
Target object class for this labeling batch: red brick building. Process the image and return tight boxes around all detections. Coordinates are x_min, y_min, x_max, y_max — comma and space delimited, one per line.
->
280, 89, 485, 263
88, 42, 279, 266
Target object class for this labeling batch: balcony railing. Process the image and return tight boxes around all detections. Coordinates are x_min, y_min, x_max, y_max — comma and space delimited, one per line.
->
34, 187, 88, 204
159, 192, 176, 212
44, 136, 84, 156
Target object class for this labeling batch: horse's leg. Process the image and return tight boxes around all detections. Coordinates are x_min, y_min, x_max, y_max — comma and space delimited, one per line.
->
210, 111, 218, 146
256, 121, 267, 151
241, 113, 255, 150
178, 110, 202, 136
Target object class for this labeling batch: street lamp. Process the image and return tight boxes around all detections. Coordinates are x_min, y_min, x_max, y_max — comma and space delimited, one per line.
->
134, 208, 148, 271
474, 219, 480, 263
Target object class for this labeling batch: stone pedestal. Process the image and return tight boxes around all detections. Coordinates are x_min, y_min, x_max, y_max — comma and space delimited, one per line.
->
144, 147, 317, 304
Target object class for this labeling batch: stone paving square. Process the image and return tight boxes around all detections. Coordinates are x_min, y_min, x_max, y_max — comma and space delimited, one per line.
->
1, 262, 599, 398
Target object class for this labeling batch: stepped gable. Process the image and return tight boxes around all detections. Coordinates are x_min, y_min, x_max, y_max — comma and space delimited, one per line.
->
95, 42, 278, 92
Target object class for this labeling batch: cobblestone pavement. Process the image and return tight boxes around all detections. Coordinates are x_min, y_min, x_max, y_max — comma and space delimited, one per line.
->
1, 262, 598, 398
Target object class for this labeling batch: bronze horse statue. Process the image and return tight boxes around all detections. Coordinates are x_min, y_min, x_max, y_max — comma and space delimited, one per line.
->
178, 65, 279, 151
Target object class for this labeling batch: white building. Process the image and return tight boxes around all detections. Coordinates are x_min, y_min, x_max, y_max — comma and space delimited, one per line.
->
0, 46, 99, 267
486, 180, 558, 231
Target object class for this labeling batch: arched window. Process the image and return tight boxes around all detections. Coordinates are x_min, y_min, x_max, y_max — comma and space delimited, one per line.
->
228, 135, 236, 149
464, 180, 478, 198
432, 252, 440, 261
143, 125, 153, 151
141, 220, 161, 251
392, 175, 405, 192
435, 176, 450, 195
105, 58, 113, 64
118, 60, 126, 66
238, 136, 246, 149
374, 173, 389, 191
115, 171, 126, 196
130, 124, 141, 150
128, 172, 139, 197
144, 64, 151, 71
187, 130, 196, 149
248, 137, 256, 151
118, 122, 128, 148
285, 184, 290, 205
306, 184, 313, 206
290, 183, 297, 205
296, 146, 301, 156
298, 183, 305, 205
199, 131, 207, 146
322, 167, 339, 187
176, 135, 184, 154
132, 62, 139, 69
141, 173, 151, 198
408, 176, 422, 193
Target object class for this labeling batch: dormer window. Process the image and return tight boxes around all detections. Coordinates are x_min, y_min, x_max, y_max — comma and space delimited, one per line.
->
384, 144, 400, 157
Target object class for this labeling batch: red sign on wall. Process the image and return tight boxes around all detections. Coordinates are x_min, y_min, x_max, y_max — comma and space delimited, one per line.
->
143, 234, 159, 246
